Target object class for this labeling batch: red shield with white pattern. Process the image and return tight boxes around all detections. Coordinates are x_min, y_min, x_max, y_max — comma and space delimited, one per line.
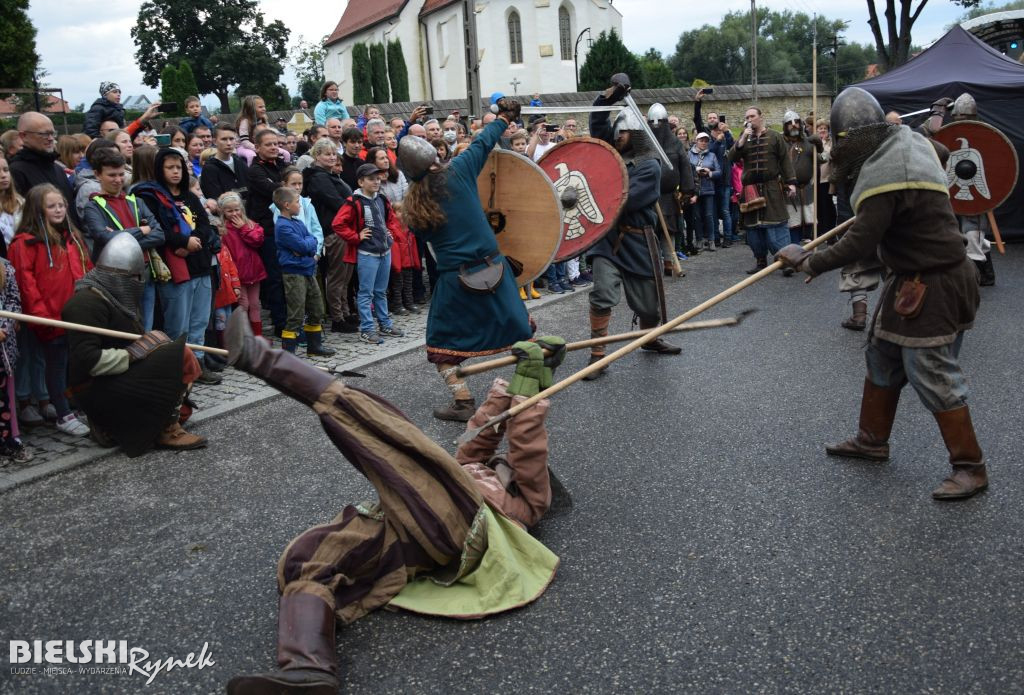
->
537, 137, 629, 263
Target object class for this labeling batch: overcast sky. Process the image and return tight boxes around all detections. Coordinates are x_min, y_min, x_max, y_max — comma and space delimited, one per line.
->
26, 0, 967, 110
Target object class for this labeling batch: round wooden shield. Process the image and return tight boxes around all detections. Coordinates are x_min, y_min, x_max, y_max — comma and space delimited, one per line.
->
537, 137, 629, 263
934, 120, 1019, 216
475, 149, 562, 287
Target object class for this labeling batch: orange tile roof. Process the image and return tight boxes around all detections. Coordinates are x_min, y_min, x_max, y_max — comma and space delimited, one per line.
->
420, 0, 459, 15
326, 0, 410, 45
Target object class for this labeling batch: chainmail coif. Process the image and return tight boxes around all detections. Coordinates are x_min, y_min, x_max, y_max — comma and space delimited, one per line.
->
829, 122, 901, 189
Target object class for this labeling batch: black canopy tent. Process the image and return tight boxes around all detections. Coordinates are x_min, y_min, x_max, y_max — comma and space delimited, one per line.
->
852, 25, 1024, 237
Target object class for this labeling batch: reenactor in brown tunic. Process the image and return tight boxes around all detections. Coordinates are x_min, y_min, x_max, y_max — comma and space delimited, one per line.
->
776, 88, 986, 501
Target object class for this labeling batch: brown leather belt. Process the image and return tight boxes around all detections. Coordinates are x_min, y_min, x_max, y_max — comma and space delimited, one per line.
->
613, 224, 651, 254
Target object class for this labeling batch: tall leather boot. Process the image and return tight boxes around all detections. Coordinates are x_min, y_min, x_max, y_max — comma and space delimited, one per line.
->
583, 307, 611, 381
225, 311, 333, 406
432, 363, 475, 422
841, 300, 868, 331
226, 593, 339, 695
745, 257, 768, 275
931, 405, 988, 500
825, 379, 902, 461
638, 318, 682, 355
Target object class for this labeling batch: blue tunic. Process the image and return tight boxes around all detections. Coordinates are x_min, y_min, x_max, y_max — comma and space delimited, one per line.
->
413, 119, 532, 360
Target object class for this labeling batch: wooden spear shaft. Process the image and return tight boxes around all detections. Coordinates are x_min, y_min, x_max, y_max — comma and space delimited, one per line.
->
456, 313, 752, 378
456, 216, 856, 446
0, 310, 229, 356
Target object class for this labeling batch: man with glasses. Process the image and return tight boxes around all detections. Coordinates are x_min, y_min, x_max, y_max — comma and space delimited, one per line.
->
11, 112, 80, 224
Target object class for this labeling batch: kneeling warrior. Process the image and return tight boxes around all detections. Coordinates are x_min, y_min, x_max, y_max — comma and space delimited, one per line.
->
223, 309, 562, 694
62, 232, 206, 454
777, 88, 986, 500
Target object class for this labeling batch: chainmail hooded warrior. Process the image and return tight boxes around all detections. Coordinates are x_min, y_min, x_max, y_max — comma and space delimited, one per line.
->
829, 88, 901, 190
75, 232, 145, 322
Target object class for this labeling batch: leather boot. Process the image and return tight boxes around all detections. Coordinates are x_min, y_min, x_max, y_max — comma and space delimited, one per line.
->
225, 310, 333, 406
432, 398, 476, 422
826, 379, 902, 461
226, 593, 339, 695
282, 338, 298, 354
638, 319, 681, 355
841, 300, 868, 331
931, 405, 988, 500
583, 307, 611, 381
305, 328, 336, 357
745, 258, 767, 275
155, 421, 207, 450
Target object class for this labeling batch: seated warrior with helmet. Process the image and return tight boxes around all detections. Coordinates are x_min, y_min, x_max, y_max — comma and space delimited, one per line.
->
222, 309, 563, 694
776, 87, 986, 501
61, 232, 207, 454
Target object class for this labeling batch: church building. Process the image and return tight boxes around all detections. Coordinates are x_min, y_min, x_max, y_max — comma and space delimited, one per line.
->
324, 0, 623, 105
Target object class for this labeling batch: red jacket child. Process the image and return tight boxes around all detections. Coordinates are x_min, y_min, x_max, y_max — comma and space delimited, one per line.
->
8, 231, 92, 341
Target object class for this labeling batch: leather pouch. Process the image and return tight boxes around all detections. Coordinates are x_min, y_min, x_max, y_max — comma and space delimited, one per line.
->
739, 184, 766, 213
458, 254, 504, 294
894, 274, 927, 318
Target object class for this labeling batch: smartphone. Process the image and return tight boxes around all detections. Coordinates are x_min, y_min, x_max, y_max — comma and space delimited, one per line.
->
155, 134, 171, 146
701, 88, 714, 95
545, 123, 560, 132
157, 102, 178, 113
422, 106, 434, 115
718, 114, 725, 123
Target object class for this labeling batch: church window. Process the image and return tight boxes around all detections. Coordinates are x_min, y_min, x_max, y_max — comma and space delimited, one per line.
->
559, 6, 572, 60
508, 11, 523, 64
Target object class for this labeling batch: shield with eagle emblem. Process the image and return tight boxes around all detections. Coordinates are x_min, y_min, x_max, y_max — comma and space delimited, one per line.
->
537, 137, 629, 263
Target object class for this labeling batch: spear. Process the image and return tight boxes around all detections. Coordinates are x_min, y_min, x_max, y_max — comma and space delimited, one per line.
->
456, 311, 756, 379
456, 217, 856, 446
0, 310, 366, 377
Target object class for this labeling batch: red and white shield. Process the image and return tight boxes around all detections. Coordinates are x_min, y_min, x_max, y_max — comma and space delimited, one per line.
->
933, 120, 1019, 216
538, 137, 629, 263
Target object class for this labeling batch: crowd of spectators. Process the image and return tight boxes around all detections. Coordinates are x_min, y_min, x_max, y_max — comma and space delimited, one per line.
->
0, 75, 836, 462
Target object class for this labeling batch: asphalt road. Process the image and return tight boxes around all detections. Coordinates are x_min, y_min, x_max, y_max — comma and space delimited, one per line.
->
2, 244, 1022, 695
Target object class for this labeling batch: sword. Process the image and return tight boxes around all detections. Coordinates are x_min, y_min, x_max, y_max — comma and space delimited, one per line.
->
520, 96, 674, 171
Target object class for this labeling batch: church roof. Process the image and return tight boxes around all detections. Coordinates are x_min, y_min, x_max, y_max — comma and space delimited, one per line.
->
420, 0, 459, 15
326, 0, 410, 45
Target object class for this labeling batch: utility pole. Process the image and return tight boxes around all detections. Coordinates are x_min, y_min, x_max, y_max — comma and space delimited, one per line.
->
829, 33, 844, 94
812, 15, 818, 238
751, 0, 758, 100
462, 0, 482, 116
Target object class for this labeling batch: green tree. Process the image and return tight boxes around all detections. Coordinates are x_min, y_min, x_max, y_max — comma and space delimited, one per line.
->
669, 10, 868, 90
177, 59, 200, 101
290, 35, 326, 88
578, 29, 644, 91
160, 63, 181, 114
132, 0, 289, 113
867, 0, 981, 69
298, 80, 320, 105
957, 0, 1024, 20
369, 43, 390, 104
387, 39, 410, 102
0, 0, 39, 92
351, 43, 372, 106
639, 49, 676, 89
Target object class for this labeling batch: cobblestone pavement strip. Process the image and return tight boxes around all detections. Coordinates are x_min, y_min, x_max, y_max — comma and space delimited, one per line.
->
0, 285, 589, 492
